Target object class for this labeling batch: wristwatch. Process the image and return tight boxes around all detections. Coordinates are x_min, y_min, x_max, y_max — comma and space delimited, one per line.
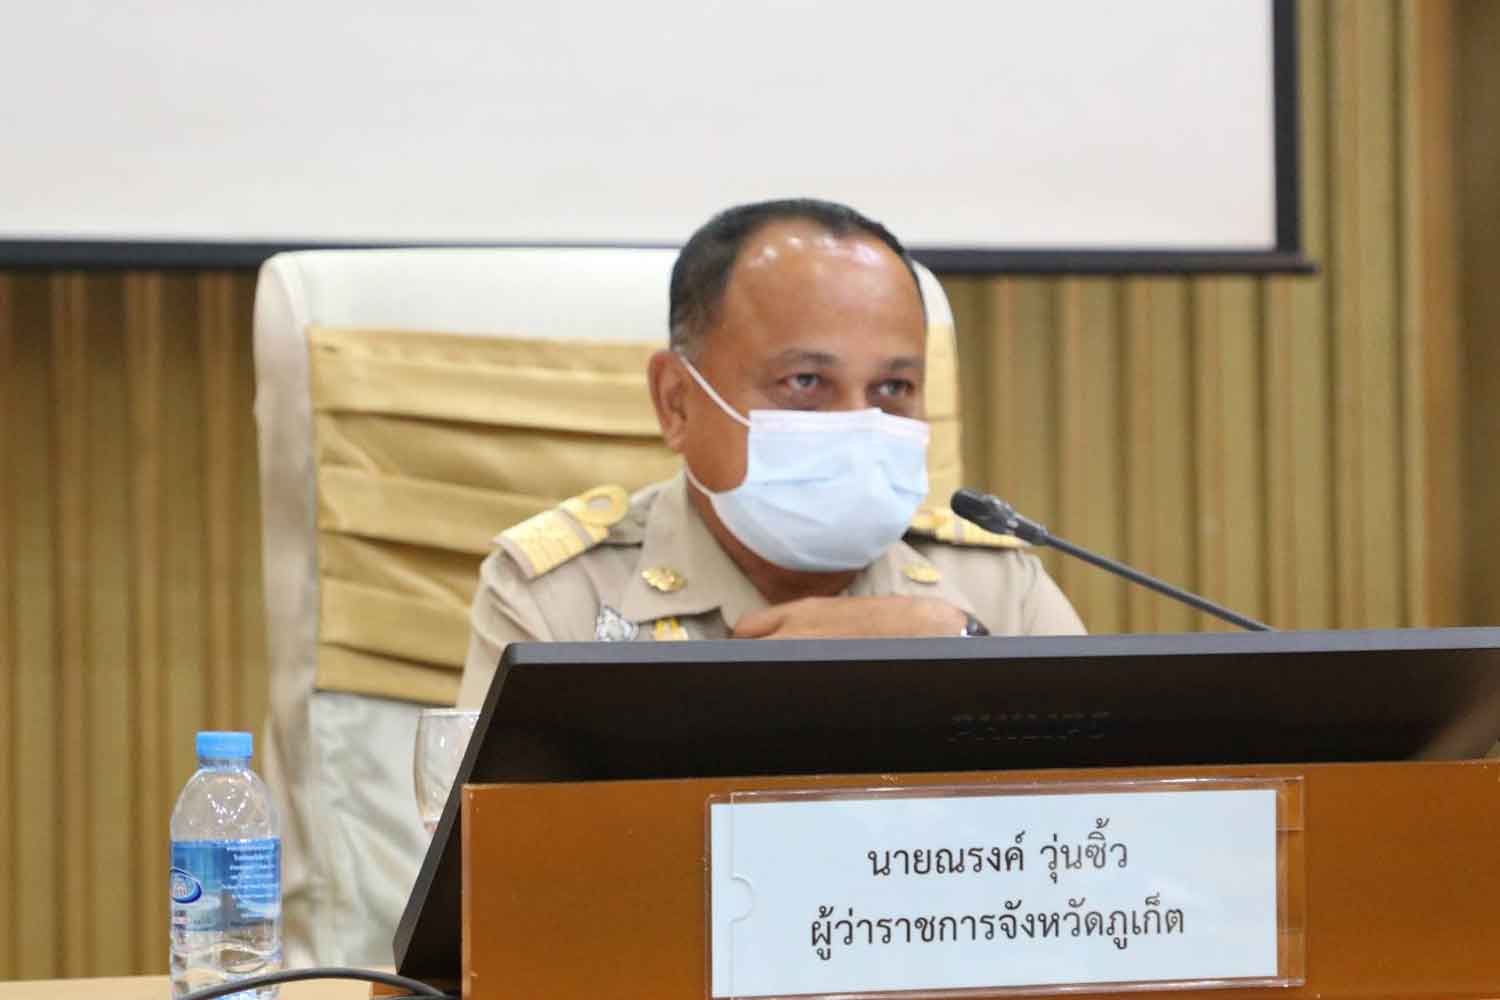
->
960, 612, 990, 638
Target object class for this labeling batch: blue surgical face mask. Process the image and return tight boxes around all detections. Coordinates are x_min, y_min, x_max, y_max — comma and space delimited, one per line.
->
677, 354, 930, 572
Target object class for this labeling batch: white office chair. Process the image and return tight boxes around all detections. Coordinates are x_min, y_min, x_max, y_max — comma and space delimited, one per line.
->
251, 247, 962, 966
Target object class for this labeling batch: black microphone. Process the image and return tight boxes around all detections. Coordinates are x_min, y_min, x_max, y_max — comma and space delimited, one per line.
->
951, 488, 1273, 632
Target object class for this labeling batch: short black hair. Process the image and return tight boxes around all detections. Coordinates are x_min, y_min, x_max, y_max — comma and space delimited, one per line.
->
668, 198, 924, 357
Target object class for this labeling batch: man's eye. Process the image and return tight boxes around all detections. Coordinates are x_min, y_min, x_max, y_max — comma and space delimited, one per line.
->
786, 373, 822, 391
875, 379, 915, 398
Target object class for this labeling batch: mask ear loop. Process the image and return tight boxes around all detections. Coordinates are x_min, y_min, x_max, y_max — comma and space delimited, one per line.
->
674, 353, 750, 498
675, 352, 751, 428
681, 462, 720, 498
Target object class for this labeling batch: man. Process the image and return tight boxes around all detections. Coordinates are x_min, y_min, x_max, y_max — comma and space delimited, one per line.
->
458, 199, 1082, 707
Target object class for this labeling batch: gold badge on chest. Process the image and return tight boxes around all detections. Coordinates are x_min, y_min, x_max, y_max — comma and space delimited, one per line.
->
642, 565, 687, 593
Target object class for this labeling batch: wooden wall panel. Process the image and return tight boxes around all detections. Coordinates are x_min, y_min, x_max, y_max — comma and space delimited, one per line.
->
0, 272, 265, 980
0, 0, 1476, 980
10, 275, 62, 980
51, 275, 92, 974
1280, 0, 1339, 631
1140, 280, 1199, 634
1457, 0, 1500, 626
1412, 0, 1463, 628
1214, 279, 1268, 626
0, 275, 15, 979
123, 273, 169, 975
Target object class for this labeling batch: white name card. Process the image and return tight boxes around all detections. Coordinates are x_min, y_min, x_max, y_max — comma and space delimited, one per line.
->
709, 782, 1287, 998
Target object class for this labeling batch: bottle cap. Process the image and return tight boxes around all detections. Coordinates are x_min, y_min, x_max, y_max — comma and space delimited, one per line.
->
196, 731, 252, 760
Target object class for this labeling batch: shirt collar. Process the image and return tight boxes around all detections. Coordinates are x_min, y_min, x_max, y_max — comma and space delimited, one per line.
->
618, 473, 769, 628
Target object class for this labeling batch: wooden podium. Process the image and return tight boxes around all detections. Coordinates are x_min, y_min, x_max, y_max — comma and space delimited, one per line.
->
394, 629, 1500, 999
459, 761, 1500, 1000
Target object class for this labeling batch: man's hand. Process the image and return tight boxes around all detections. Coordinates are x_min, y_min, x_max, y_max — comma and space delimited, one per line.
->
733, 596, 968, 639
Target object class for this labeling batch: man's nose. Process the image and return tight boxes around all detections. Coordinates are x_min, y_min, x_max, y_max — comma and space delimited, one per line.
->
829, 385, 869, 411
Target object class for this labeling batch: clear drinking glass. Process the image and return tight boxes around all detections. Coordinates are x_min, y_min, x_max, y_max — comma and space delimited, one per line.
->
413, 708, 480, 836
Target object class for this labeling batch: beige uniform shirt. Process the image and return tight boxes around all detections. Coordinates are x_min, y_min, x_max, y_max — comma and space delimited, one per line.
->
458, 474, 1085, 707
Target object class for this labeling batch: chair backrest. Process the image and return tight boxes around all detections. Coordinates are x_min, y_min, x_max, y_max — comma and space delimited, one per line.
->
250, 246, 963, 965
256, 248, 962, 705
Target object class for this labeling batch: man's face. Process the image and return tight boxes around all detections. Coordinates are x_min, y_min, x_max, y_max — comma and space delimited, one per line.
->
661, 219, 928, 491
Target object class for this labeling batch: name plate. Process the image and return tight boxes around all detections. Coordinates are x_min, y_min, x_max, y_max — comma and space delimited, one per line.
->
709, 779, 1300, 998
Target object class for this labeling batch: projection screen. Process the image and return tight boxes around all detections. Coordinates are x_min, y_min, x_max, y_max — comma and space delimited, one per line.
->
0, 0, 1305, 272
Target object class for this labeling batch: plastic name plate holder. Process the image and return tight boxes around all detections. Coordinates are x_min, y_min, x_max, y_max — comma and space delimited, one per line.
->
708, 777, 1305, 999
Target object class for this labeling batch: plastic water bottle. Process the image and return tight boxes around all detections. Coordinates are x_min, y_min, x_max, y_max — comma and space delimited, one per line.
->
169, 731, 282, 999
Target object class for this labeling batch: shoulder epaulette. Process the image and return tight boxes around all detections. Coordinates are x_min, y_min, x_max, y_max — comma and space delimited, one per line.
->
497, 484, 630, 580
908, 505, 1026, 549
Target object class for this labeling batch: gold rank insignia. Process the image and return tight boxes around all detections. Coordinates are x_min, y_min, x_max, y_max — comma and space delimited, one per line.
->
497, 484, 630, 580
908, 505, 1025, 549
903, 563, 941, 584
652, 617, 690, 641
642, 565, 686, 593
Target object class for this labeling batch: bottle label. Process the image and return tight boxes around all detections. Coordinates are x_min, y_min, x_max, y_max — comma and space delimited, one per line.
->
169, 838, 281, 931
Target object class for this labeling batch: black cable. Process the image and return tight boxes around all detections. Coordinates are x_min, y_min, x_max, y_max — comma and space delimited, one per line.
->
178, 966, 449, 1000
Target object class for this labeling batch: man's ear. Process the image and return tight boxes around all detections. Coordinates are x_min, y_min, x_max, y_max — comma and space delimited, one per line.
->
648, 350, 690, 453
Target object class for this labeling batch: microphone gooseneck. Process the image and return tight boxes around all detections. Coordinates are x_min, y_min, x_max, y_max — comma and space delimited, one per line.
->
951, 489, 1049, 545
950, 488, 1273, 632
